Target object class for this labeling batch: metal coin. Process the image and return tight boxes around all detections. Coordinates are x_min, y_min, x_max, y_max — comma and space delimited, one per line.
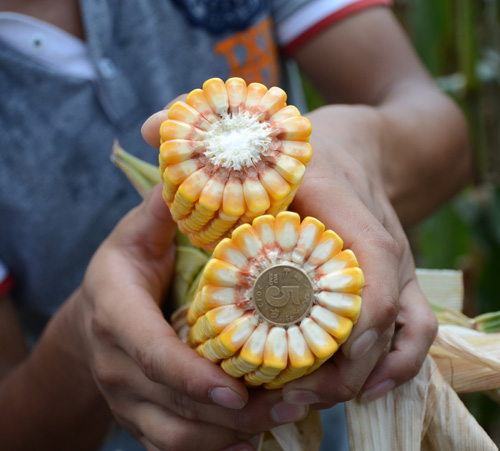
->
252, 264, 314, 326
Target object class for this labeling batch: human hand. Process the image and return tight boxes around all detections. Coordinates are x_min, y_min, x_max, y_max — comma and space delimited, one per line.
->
74, 163, 308, 450
281, 104, 438, 407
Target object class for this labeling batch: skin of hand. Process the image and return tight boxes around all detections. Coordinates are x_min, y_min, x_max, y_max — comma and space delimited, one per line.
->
0, 188, 308, 451
283, 105, 438, 407
79, 185, 311, 450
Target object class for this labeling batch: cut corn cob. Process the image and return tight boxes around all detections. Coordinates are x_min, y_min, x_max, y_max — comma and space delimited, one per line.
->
158, 77, 312, 251
186, 211, 364, 388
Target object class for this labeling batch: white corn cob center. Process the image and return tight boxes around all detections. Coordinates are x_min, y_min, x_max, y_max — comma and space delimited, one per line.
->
203, 112, 274, 171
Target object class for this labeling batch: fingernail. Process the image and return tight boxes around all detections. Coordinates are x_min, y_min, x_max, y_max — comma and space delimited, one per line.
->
361, 379, 395, 403
209, 387, 245, 410
283, 390, 320, 405
349, 329, 379, 360
271, 400, 308, 424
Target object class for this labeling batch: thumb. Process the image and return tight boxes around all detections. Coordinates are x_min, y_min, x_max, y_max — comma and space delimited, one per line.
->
141, 94, 188, 148
110, 184, 177, 261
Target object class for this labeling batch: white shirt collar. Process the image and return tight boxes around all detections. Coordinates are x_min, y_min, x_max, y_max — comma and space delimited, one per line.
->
0, 11, 97, 80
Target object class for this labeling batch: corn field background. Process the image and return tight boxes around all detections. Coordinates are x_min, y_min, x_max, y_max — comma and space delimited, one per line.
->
300, 0, 500, 444
391, 0, 500, 444
397, 0, 500, 443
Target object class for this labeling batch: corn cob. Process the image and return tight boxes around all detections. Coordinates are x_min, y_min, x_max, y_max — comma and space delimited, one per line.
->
158, 77, 312, 251
186, 211, 364, 389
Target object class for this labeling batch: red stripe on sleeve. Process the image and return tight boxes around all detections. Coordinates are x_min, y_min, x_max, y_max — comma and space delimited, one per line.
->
0, 274, 14, 298
283, 0, 392, 57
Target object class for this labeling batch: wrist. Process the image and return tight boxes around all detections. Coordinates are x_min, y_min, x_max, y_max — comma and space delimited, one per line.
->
0, 289, 112, 449
34, 288, 102, 395
307, 104, 386, 181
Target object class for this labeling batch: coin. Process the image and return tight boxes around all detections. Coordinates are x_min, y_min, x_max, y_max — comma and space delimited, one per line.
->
252, 264, 314, 326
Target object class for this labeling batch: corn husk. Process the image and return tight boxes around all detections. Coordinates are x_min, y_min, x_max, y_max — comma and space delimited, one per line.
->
416, 268, 464, 312
346, 355, 497, 451
431, 325, 500, 393
344, 270, 500, 451
111, 141, 161, 198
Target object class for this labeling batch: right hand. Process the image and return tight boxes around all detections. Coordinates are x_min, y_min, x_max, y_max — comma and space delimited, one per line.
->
74, 185, 308, 450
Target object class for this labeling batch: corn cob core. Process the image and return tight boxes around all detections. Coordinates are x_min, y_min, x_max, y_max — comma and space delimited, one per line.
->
186, 211, 364, 389
159, 77, 312, 251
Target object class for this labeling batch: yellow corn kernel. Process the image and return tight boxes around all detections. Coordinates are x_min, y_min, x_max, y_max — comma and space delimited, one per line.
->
225, 77, 247, 113
257, 86, 287, 119
316, 292, 362, 321
310, 305, 354, 344
279, 140, 312, 164
222, 178, 246, 217
237, 322, 269, 369
317, 267, 365, 294
231, 224, 263, 259
185, 88, 218, 123
168, 101, 211, 131
212, 238, 248, 268
243, 177, 271, 214
259, 168, 291, 201
218, 314, 258, 356
188, 304, 244, 346
316, 249, 359, 275
163, 159, 199, 186
274, 211, 301, 258
221, 321, 269, 378
287, 325, 315, 369
203, 77, 229, 115
176, 168, 210, 203
202, 259, 241, 287
292, 216, 325, 266
274, 153, 306, 185
277, 116, 312, 141
160, 139, 199, 164
300, 317, 338, 359
160, 119, 208, 141
270, 105, 300, 123
252, 215, 276, 246
198, 176, 226, 212
245, 82, 268, 109
304, 230, 344, 272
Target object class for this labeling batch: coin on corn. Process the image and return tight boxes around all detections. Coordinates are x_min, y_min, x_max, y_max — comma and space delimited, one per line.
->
186, 211, 364, 389
158, 77, 312, 251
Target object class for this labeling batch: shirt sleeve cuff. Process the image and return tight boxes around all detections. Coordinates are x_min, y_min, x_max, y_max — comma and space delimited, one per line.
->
280, 0, 392, 57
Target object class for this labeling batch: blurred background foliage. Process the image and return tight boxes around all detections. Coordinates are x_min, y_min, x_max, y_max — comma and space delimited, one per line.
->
396, 0, 500, 443
302, 0, 500, 444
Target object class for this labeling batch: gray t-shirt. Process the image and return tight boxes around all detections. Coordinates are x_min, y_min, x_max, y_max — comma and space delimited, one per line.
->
0, 0, 311, 335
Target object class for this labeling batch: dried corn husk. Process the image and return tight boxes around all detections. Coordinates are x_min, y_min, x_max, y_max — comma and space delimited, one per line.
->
346, 355, 497, 451
111, 141, 161, 197
431, 325, 500, 393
